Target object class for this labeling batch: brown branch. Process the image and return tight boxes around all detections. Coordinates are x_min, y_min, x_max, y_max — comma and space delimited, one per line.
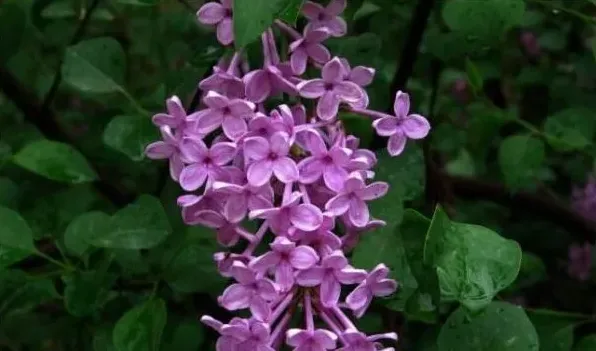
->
445, 173, 596, 242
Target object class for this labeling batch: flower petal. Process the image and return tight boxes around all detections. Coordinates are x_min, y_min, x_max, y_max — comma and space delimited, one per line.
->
317, 91, 340, 121
322, 57, 344, 83
196, 108, 224, 134
250, 296, 271, 321
296, 267, 325, 286
220, 284, 251, 310
249, 251, 280, 273
402, 114, 430, 139
348, 198, 369, 227
298, 157, 324, 184
244, 136, 270, 160
327, 0, 347, 16
216, 18, 234, 45
290, 245, 320, 269
244, 70, 271, 103
334, 81, 363, 102
325, 194, 350, 216
211, 142, 237, 165
393, 90, 410, 117
320, 275, 341, 307
179, 164, 208, 191
270, 131, 291, 156
302, 1, 324, 20
290, 204, 323, 231
273, 157, 299, 183
145, 141, 174, 159
197, 2, 225, 24
247, 160, 274, 187
291, 48, 308, 75
203, 90, 229, 109
387, 131, 407, 156
357, 182, 389, 201
222, 115, 248, 140
297, 79, 326, 99
372, 116, 398, 137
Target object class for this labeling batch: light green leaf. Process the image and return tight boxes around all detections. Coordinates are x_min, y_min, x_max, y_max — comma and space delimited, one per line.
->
234, 0, 304, 48
90, 195, 170, 250
113, 298, 167, 351
62, 37, 126, 94
435, 211, 522, 311
103, 115, 158, 161
63, 211, 111, 257
13, 140, 98, 184
527, 309, 589, 351
63, 270, 116, 317
498, 135, 545, 190
0, 206, 36, 252
575, 335, 596, 351
442, 0, 525, 40
438, 302, 539, 351
543, 108, 595, 152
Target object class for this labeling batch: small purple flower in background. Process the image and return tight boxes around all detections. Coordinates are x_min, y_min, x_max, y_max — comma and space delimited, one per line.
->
572, 176, 596, 222
196, 0, 234, 45
451, 78, 470, 104
145, 0, 430, 348
568, 242, 592, 281
302, 0, 348, 37
520, 30, 541, 58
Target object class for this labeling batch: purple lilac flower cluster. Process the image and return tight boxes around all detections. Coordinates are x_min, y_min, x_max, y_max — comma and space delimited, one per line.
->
146, 1, 430, 349
569, 176, 595, 281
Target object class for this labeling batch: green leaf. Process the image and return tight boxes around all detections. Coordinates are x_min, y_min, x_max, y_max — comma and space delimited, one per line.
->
13, 140, 98, 184
0, 271, 59, 315
434, 209, 522, 311
543, 108, 595, 152
538, 31, 567, 51
465, 58, 483, 94
103, 115, 158, 161
160, 318, 204, 351
0, 206, 36, 252
506, 252, 547, 292
527, 310, 589, 351
62, 37, 126, 94
94, 326, 116, 351
163, 227, 226, 294
498, 135, 545, 190
233, 0, 299, 48
113, 298, 167, 351
63, 211, 111, 257
63, 270, 116, 317
0, 1, 26, 64
326, 33, 382, 66
0, 177, 19, 208
276, 0, 304, 24
41, 1, 77, 19
575, 335, 596, 351
442, 0, 525, 40
90, 195, 170, 249
438, 302, 539, 351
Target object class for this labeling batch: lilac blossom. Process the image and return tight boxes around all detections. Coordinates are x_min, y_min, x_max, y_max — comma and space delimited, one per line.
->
572, 176, 596, 222
145, 3, 431, 349
370, 91, 431, 156
196, 0, 234, 46
298, 57, 364, 120
302, 0, 348, 37
568, 242, 592, 281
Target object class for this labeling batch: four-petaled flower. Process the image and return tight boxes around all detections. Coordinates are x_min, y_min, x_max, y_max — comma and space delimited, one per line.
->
346, 264, 398, 318
196, 91, 255, 140
325, 173, 388, 227
296, 250, 366, 307
145, 126, 184, 181
219, 262, 278, 321
196, 0, 234, 45
178, 137, 237, 191
250, 237, 320, 292
212, 181, 273, 223
290, 26, 332, 75
250, 191, 324, 234
298, 57, 363, 120
244, 132, 299, 186
338, 329, 398, 351
372, 91, 431, 156
302, 0, 348, 37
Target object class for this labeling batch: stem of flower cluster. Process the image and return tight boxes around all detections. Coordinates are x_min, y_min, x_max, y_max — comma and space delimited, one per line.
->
269, 311, 292, 348
242, 220, 269, 255
235, 227, 256, 242
274, 20, 301, 40
298, 184, 311, 204
226, 51, 241, 75
349, 107, 390, 120
304, 290, 315, 331
331, 306, 357, 330
317, 305, 347, 344
283, 182, 293, 203
262, 32, 272, 66
269, 290, 295, 323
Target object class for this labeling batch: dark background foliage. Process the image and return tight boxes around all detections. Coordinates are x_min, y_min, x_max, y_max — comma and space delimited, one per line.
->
1, 0, 596, 350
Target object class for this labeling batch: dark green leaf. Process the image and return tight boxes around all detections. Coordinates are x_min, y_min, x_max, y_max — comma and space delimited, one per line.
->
465, 58, 483, 94
113, 298, 167, 351
527, 310, 589, 351
575, 335, 596, 351
160, 318, 204, 351
233, 0, 307, 48
0, 271, 59, 316
63, 211, 111, 257
276, 0, 304, 24
0, 1, 26, 64
506, 252, 547, 292
438, 302, 539, 351
62, 37, 127, 94
543, 108, 595, 152
0, 206, 36, 252
103, 115, 158, 161
90, 195, 170, 249
442, 0, 525, 40
63, 270, 116, 317
498, 135, 545, 190
13, 140, 98, 184
41, 1, 77, 19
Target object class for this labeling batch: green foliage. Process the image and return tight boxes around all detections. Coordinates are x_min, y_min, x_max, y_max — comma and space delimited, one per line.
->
103, 115, 159, 161
113, 298, 167, 351
498, 135, 546, 190
575, 335, 596, 351
543, 108, 595, 152
526, 310, 589, 351
438, 302, 539, 351
13, 140, 98, 184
